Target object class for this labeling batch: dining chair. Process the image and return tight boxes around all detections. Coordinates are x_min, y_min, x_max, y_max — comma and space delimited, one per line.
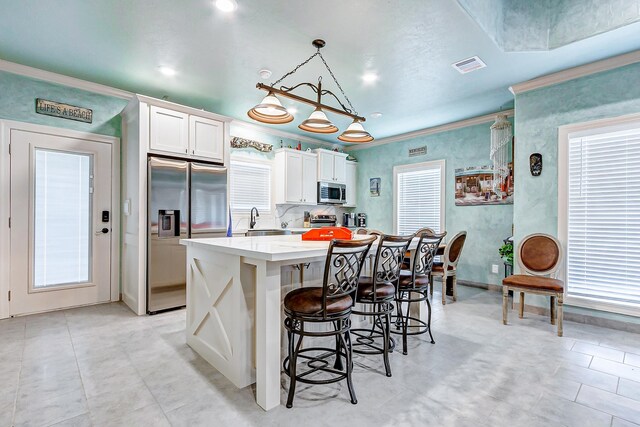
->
430, 231, 467, 304
393, 231, 446, 355
401, 227, 435, 270
351, 233, 413, 377
282, 236, 376, 408
502, 233, 564, 336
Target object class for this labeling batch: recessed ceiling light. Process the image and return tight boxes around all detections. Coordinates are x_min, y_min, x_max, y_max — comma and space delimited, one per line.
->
159, 66, 176, 76
259, 69, 272, 79
362, 72, 378, 84
370, 112, 383, 119
287, 106, 298, 115
215, 0, 237, 12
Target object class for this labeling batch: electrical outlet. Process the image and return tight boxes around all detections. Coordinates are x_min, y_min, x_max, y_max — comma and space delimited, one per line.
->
491, 264, 499, 274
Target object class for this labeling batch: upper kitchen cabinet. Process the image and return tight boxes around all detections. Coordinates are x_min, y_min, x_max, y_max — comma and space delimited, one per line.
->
137, 95, 230, 163
314, 149, 348, 183
149, 106, 189, 155
345, 161, 357, 207
274, 148, 317, 205
189, 116, 224, 162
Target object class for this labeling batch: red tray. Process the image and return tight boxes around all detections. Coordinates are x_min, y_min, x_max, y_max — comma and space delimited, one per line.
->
301, 226, 353, 241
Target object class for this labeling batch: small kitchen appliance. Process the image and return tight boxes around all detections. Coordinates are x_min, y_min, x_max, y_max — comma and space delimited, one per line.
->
356, 213, 367, 227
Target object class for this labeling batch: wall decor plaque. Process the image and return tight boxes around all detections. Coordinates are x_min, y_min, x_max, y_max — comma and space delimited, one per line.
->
370, 177, 381, 197
409, 146, 427, 157
35, 98, 93, 123
230, 136, 273, 152
529, 153, 542, 176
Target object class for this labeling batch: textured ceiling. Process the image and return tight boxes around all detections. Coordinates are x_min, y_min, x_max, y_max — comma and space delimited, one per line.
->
0, 0, 639, 143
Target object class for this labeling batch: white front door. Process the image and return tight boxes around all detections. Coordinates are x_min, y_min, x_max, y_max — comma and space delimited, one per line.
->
9, 129, 113, 316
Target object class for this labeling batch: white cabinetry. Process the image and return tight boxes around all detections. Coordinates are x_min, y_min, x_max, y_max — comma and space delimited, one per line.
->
345, 161, 357, 207
148, 103, 226, 162
275, 148, 317, 205
149, 106, 189, 155
314, 149, 348, 183
189, 116, 224, 162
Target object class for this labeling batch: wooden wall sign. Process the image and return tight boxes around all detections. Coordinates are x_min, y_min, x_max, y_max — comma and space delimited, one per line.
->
35, 98, 93, 123
409, 146, 427, 157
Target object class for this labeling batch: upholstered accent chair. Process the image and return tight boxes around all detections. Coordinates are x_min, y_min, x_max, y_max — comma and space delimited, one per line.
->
502, 233, 565, 337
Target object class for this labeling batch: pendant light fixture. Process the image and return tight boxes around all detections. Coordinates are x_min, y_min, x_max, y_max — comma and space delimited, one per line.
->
490, 114, 513, 193
338, 119, 374, 143
247, 92, 293, 124
246, 39, 374, 143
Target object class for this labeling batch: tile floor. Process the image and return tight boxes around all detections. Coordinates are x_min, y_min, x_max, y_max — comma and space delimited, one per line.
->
1, 286, 640, 427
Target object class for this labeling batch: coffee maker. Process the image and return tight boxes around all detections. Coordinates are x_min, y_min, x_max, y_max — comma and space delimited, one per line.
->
342, 212, 356, 227
356, 213, 367, 227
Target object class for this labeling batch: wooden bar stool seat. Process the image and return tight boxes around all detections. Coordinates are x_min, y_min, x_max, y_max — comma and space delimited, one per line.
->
502, 233, 565, 337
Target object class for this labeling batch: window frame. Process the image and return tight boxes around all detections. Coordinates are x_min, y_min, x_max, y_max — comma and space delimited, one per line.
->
393, 159, 446, 235
558, 112, 640, 317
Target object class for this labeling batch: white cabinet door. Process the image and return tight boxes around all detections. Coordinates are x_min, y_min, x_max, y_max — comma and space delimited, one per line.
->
149, 106, 189, 155
345, 161, 357, 207
333, 154, 347, 184
302, 154, 317, 205
317, 151, 335, 181
189, 116, 224, 162
285, 152, 303, 203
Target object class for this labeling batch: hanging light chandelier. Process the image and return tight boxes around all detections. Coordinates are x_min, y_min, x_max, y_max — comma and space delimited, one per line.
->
489, 114, 512, 194
247, 39, 374, 143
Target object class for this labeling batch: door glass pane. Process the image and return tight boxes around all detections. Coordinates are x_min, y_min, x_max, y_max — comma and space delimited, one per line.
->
33, 149, 92, 288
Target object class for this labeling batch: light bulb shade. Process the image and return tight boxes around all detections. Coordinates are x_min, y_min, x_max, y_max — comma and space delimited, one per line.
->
247, 92, 294, 124
338, 120, 374, 143
298, 108, 338, 134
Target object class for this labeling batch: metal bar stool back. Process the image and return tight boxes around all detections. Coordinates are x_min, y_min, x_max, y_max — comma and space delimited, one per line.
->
283, 236, 376, 408
393, 231, 446, 354
351, 234, 413, 377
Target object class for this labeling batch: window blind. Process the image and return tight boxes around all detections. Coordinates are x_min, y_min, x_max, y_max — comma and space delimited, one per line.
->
230, 159, 271, 212
567, 128, 640, 309
396, 163, 442, 235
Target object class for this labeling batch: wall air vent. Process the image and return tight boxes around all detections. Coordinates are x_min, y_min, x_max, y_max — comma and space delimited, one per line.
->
452, 56, 487, 74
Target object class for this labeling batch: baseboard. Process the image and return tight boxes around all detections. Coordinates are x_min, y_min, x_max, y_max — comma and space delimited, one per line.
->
456, 280, 640, 334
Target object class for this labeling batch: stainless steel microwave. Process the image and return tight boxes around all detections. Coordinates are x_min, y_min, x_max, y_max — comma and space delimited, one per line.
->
318, 181, 346, 205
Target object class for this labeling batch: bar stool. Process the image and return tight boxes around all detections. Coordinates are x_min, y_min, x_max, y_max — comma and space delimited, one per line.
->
282, 236, 375, 408
351, 233, 413, 377
392, 231, 446, 355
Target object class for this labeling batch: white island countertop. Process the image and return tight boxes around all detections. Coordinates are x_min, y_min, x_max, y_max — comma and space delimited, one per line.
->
180, 234, 366, 262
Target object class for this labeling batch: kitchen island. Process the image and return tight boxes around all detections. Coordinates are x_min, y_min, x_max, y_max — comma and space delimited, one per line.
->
180, 234, 431, 411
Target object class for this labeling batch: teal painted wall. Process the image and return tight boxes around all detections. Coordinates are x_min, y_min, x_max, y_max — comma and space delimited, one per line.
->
353, 120, 514, 286
0, 71, 127, 137
514, 61, 640, 324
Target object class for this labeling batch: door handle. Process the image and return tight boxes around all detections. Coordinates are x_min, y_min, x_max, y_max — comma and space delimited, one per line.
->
95, 227, 109, 235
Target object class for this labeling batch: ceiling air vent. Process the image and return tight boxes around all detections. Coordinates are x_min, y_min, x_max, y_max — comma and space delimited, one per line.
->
452, 56, 486, 74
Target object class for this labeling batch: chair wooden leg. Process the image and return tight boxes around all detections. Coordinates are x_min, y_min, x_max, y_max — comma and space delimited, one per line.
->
441, 277, 446, 305
502, 287, 508, 325
519, 292, 525, 318
557, 294, 564, 337
452, 274, 457, 302
550, 296, 556, 325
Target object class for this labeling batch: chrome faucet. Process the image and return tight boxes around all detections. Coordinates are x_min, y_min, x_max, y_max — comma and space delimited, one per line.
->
250, 207, 259, 229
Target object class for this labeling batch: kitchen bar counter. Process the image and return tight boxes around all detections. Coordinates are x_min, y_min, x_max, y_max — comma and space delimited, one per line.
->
180, 234, 430, 411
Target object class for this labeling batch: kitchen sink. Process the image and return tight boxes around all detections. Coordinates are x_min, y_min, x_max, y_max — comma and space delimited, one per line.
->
245, 229, 292, 237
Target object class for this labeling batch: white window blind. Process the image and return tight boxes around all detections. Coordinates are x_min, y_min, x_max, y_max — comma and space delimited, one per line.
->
395, 161, 444, 235
566, 127, 640, 310
230, 159, 271, 212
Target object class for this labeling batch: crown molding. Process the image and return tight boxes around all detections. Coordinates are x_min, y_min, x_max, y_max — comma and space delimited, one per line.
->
230, 119, 335, 148
510, 49, 640, 95
0, 59, 133, 99
346, 109, 514, 151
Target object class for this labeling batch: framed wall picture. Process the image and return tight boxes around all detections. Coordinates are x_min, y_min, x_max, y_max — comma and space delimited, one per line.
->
454, 164, 513, 206
370, 177, 381, 197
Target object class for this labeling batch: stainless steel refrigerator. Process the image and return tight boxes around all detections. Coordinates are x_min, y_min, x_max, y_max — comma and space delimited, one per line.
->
147, 156, 228, 314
